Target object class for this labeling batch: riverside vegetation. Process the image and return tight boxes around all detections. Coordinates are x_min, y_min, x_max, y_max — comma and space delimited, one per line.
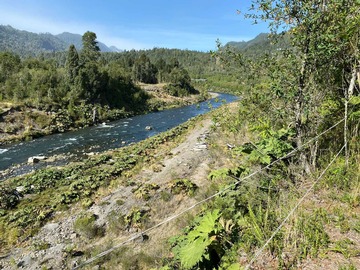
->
0, 31, 207, 144
1, 1, 360, 269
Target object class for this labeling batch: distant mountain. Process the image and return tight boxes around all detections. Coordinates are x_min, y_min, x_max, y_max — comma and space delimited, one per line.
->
0, 25, 66, 56
55, 32, 83, 50
55, 32, 120, 52
0, 25, 120, 56
225, 33, 289, 55
226, 33, 270, 50
109, 46, 122, 52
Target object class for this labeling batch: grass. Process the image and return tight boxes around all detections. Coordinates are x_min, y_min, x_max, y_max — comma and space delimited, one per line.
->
1, 101, 359, 269
73, 213, 104, 239
0, 117, 198, 252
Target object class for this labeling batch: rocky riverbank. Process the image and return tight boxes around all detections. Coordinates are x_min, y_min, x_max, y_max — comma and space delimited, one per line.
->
0, 110, 223, 269
0, 87, 209, 145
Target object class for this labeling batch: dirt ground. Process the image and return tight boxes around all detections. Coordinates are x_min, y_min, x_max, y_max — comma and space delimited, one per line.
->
0, 111, 221, 270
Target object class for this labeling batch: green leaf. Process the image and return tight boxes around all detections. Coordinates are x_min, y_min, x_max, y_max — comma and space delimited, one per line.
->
178, 210, 220, 269
179, 237, 211, 269
197, 209, 220, 234
227, 263, 243, 270
349, 96, 360, 105
208, 168, 230, 180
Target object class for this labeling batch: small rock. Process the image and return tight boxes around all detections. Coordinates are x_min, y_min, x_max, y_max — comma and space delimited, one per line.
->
28, 156, 47, 163
34, 155, 47, 160
71, 250, 84, 257
17, 255, 32, 268
43, 223, 59, 231
28, 157, 40, 164
22, 256, 32, 266
16, 186, 25, 193
145, 126, 152, 130
194, 144, 207, 150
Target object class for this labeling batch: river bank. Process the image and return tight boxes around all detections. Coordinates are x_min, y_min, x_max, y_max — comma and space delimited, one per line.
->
0, 109, 226, 269
1, 97, 359, 269
0, 92, 236, 181
0, 86, 210, 146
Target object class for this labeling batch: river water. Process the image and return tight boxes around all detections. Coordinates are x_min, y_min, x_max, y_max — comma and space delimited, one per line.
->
0, 93, 237, 178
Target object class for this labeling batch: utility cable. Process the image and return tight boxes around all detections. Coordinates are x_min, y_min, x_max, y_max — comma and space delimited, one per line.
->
244, 144, 346, 270
73, 117, 345, 269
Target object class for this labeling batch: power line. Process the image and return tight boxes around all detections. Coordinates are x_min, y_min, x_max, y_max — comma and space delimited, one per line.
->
73, 117, 345, 269
244, 144, 346, 270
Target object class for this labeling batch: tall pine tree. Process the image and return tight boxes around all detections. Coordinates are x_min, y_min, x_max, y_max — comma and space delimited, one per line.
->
65, 44, 79, 84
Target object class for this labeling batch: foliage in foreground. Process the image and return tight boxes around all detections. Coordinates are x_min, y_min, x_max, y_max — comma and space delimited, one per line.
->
158, 0, 360, 268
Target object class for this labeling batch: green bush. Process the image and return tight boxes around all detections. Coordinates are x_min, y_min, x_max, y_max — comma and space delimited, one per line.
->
107, 210, 126, 234
0, 187, 21, 209
74, 213, 104, 239
124, 208, 150, 229
169, 179, 197, 196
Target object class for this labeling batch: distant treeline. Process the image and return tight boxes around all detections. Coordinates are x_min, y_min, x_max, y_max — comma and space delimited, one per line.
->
0, 32, 209, 113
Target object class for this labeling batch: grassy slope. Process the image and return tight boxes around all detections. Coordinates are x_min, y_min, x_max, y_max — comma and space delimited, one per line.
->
0, 102, 359, 269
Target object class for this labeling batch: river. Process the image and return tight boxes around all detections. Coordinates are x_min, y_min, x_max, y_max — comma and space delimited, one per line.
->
0, 93, 238, 179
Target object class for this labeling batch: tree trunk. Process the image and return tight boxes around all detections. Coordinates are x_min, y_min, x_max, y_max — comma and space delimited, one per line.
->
344, 68, 356, 167
296, 51, 311, 175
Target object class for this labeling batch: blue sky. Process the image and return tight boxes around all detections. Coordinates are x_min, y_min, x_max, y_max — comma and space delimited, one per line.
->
0, 0, 268, 51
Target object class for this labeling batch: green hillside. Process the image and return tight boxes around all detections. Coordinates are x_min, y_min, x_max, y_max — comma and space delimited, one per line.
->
0, 25, 118, 57
0, 25, 66, 56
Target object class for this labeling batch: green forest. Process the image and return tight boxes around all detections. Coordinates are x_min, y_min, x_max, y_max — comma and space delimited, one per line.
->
0, 31, 205, 109
0, 1, 360, 269
0, 31, 211, 142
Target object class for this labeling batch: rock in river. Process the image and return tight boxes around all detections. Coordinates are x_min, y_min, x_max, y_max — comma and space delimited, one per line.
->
27, 156, 46, 164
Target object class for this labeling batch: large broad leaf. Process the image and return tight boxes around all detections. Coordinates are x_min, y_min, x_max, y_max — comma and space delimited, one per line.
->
179, 209, 220, 269
227, 263, 243, 270
195, 209, 220, 235
207, 168, 231, 181
349, 96, 360, 105
179, 237, 212, 269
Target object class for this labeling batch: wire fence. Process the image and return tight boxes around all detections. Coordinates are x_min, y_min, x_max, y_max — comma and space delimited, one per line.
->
73, 117, 346, 269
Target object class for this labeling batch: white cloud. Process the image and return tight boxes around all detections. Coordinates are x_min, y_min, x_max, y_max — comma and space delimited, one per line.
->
0, 8, 253, 51
0, 9, 84, 34
0, 9, 150, 50
97, 35, 152, 50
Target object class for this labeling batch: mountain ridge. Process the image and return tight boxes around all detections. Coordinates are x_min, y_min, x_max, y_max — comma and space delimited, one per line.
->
0, 25, 120, 56
226, 33, 270, 50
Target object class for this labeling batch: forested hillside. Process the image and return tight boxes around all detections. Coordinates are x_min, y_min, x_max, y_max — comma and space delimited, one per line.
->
0, 25, 66, 57
0, 25, 118, 56
222, 32, 291, 63
0, 30, 206, 143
